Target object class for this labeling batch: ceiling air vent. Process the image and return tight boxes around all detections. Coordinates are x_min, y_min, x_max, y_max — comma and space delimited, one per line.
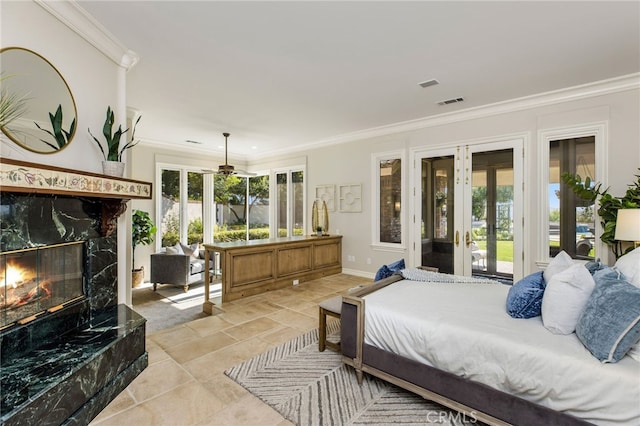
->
418, 79, 439, 88
437, 97, 464, 106
185, 139, 203, 145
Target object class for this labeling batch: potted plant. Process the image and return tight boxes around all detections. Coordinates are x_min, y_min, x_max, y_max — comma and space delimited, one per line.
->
316, 226, 323, 237
131, 209, 156, 287
34, 104, 76, 151
562, 169, 640, 259
0, 73, 28, 128
89, 106, 141, 177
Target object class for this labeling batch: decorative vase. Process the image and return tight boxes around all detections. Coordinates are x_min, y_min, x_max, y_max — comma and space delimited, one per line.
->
102, 160, 125, 177
132, 266, 144, 288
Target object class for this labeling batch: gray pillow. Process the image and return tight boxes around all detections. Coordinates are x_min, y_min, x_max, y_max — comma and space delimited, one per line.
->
576, 270, 640, 363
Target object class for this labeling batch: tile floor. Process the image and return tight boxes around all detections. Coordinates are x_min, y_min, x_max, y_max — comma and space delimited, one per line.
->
90, 273, 369, 426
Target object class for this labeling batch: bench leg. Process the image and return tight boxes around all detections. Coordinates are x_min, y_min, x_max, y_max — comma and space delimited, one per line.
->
319, 307, 327, 352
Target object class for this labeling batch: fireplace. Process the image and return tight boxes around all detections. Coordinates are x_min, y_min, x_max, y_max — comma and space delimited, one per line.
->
1, 242, 84, 329
0, 158, 152, 425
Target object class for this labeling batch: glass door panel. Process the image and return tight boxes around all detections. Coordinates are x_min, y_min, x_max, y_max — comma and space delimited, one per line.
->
416, 141, 521, 281
470, 150, 514, 280
421, 156, 455, 274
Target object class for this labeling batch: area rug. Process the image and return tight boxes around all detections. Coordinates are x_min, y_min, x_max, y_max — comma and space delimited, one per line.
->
225, 322, 477, 425
155, 281, 222, 303
132, 282, 221, 333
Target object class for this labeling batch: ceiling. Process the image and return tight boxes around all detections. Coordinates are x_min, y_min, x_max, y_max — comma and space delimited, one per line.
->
76, 1, 640, 160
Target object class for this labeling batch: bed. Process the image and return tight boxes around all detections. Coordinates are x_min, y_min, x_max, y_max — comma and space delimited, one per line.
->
340, 270, 640, 426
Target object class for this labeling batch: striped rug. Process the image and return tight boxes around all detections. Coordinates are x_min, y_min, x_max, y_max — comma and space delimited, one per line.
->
224, 322, 477, 425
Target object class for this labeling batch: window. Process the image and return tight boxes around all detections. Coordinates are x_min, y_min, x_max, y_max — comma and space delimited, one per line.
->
248, 175, 270, 240
275, 169, 305, 237
158, 166, 270, 246
548, 136, 596, 259
373, 151, 405, 248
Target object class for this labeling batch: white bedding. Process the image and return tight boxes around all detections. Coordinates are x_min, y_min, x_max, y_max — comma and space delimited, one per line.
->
363, 279, 640, 425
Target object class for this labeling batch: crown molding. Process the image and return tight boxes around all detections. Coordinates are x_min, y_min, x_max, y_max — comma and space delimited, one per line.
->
35, 0, 138, 70
270, 73, 640, 159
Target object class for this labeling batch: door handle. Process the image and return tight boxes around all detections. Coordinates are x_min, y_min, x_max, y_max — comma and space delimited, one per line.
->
465, 231, 471, 248
455, 231, 459, 247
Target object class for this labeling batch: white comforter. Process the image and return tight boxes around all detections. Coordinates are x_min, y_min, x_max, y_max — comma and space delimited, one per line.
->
363, 279, 640, 425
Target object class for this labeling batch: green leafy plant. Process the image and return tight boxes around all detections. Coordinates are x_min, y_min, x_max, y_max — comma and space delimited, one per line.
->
89, 106, 141, 161
132, 210, 156, 270
561, 169, 640, 259
34, 104, 76, 150
0, 73, 28, 128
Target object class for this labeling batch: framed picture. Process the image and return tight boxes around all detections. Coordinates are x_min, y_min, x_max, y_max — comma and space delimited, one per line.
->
315, 184, 335, 211
339, 183, 362, 212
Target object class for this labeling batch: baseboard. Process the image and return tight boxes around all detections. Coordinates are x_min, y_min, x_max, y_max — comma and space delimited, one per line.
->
341, 268, 374, 279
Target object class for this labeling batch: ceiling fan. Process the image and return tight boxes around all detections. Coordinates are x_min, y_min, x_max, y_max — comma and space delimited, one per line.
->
202, 132, 256, 177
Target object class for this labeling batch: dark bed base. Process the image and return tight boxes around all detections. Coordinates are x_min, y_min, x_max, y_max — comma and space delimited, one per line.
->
340, 274, 592, 426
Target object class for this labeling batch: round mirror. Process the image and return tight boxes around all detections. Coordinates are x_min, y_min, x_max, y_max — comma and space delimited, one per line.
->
0, 47, 77, 153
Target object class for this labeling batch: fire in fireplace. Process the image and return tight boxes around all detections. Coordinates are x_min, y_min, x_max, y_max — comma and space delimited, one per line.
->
1, 242, 84, 329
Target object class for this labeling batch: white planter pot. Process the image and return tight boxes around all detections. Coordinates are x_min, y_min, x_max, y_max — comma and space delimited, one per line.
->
102, 161, 125, 177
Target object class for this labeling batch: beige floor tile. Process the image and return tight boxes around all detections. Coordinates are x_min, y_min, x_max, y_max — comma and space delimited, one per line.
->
199, 375, 250, 406
183, 339, 274, 380
184, 314, 235, 337
145, 339, 171, 365
148, 324, 201, 350
267, 308, 318, 331
197, 393, 284, 426
92, 389, 136, 423
126, 358, 194, 403
165, 331, 238, 364
260, 325, 307, 346
95, 381, 225, 426
91, 274, 369, 425
223, 317, 281, 341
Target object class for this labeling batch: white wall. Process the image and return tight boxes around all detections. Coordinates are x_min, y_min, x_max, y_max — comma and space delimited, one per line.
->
303, 85, 640, 275
130, 83, 639, 280
1, 1, 136, 304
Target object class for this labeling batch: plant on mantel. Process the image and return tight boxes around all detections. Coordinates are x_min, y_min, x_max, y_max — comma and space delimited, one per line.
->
562, 169, 640, 259
0, 73, 28, 128
89, 106, 141, 175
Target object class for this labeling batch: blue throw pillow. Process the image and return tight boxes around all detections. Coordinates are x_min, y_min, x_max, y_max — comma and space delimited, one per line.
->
584, 259, 607, 275
374, 259, 405, 282
506, 271, 545, 318
576, 272, 640, 363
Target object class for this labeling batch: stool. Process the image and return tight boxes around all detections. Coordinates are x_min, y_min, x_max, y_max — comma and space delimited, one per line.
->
319, 295, 342, 352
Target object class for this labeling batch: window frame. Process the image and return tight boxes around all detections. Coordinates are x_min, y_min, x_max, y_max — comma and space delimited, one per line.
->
537, 122, 608, 264
371, 149, 406, 252
271, 165, 306, 238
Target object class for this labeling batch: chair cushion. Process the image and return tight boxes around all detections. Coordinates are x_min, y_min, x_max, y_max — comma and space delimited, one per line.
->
319, 295, 342, 314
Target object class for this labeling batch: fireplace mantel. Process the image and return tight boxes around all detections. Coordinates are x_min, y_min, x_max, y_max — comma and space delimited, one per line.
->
0, 158, 152, 236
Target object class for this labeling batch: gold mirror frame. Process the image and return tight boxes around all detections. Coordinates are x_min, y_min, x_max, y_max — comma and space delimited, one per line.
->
0, 47, 78, 154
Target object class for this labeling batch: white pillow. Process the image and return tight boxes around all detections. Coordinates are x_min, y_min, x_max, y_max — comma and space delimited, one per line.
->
180, 242, 200, 259
173, 242, 185, 255
543, 250, 574, 283
542, 263, 595, 335
627, 343, 640, 362
614, 246, 640, 288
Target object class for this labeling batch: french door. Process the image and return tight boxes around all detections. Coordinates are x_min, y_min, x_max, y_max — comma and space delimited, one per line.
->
413, 139, 523, 281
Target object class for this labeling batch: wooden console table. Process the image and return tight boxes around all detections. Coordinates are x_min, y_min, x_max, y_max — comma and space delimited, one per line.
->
202, 235, 342, 314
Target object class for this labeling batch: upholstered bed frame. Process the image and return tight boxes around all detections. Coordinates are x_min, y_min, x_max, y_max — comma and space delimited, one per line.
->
340, 274, 592, 426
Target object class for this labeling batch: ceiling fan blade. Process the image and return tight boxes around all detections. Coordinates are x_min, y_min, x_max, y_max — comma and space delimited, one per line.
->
234, 169, 257, 177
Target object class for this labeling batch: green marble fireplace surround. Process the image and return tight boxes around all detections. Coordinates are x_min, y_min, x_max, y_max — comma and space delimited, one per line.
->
0, 159, 152, 425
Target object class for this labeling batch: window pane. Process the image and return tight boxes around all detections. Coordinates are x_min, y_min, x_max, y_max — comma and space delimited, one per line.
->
379, 159, 401, 243
187, 172, 203, 244
292, 171, 304, 236
213, 175, 247, 242
549, 137, 596, 259
161, 169, 180, 247
249, 175, 269, 240
276, 173, 287, 237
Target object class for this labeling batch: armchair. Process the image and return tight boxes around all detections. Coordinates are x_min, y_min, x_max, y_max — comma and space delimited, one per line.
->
150, 252, 213, 292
